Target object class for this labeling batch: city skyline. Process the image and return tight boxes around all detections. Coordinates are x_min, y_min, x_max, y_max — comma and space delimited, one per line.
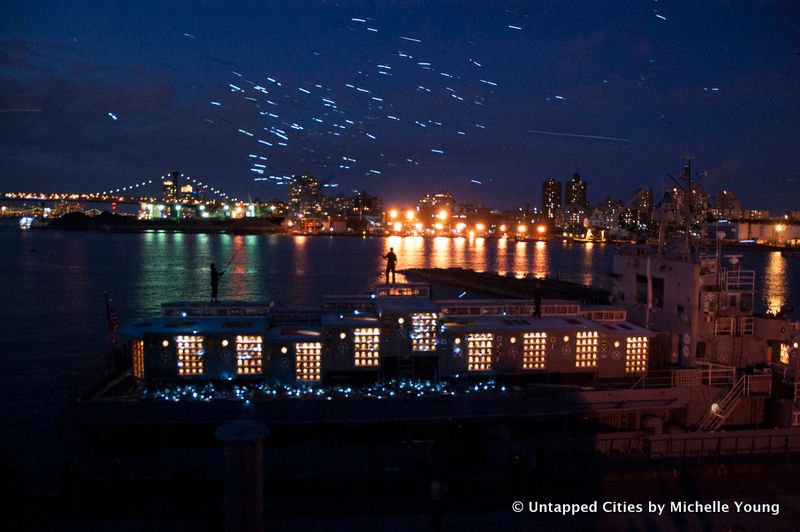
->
2, 2, 798, 212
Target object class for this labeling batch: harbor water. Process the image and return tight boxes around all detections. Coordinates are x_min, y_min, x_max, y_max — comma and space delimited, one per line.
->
1, 224, 798, 489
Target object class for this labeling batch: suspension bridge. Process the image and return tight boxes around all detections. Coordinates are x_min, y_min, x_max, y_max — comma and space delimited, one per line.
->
1, 173, 240, 206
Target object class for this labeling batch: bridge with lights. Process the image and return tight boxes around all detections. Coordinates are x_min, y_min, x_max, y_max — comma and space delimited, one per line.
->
1, 172, 240, 207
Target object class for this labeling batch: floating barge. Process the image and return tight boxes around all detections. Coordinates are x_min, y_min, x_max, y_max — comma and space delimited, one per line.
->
67, 263, 800, 481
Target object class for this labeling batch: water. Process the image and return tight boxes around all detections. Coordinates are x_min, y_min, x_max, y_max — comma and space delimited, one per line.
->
1, 225, 798, 488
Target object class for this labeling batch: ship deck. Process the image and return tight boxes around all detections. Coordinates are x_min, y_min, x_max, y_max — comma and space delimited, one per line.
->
70, 373, 691, 427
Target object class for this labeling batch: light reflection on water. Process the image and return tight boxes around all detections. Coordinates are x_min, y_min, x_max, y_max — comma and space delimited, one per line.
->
0, 226, 798, 484
376, 236, 612, 285
762, 251, 789, 314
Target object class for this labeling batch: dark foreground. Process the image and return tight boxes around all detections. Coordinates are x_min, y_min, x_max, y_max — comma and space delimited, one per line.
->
5, 457, 798, 531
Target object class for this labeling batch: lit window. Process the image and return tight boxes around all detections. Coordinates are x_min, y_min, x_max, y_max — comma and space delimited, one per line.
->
467, 333, 494, 372
295, 342, 322, 382
575, 331, 598, 369
132, 339, 144, 379
176, 335, 205, 376
236, 335, 263, 375
625, 336, 648, 374
780, 343, 790, 365
411, 313, 437, 352
522, 332, 547, 370
353, 328, 381, 367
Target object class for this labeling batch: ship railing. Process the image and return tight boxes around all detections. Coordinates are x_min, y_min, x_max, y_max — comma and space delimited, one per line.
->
269, 310, 323, 325
631, 365, 730, 390
739, 317, 754, 335
321, 296, 375, 312
438, 301, 581, 317
720, 269, 755, 292
630, 370, 674, 389
580, 309, 627, 322
742, 374, 772, 396
698, 362, 737, 387
673, 368, 703, 387
645, 428, 800, 458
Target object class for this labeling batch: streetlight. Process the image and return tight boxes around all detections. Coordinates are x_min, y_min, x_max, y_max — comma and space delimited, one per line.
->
389, 209, 398, 219
775, 223, 785, 244
406, 210, 415, 221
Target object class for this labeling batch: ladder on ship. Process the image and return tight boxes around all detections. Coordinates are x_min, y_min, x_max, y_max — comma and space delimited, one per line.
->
697, 377, 746, 431
696, 373, 772, 431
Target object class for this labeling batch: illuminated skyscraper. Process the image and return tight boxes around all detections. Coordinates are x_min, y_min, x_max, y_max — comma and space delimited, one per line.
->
162, 171, 179, 202
541, 178, 562, 221
565, 172, 588, 208
417, 191, 455, 221
289, 173, 322, 217
632, 188, 654, 223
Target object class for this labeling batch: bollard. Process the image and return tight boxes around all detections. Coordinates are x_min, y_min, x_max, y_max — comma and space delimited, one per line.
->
216, 421, 270, 532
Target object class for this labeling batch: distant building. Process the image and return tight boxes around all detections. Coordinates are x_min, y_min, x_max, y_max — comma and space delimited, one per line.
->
417, 191, 455, 222
743, 209, 770, 220
565, 172, 588, 208
590, 198, 624, 231
541, 177, 562, 221
619, 208, 647, 232
631, 188, 653, 223
289, 173, 323, 218
714, 189, 742, 219
162, 171, 179, 202
179, 184, 194, 202
254, 198, 288, 217
562, 204, 588, 232
353, 190, 382, 217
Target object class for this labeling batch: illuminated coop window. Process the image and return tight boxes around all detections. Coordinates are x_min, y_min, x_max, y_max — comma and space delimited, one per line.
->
522, 332, 547, 370
625, 336, 648, 374
779, 343, 789, 365
354, 328, 381, 367
236, 335, 263, 375
132, 339, 144, 379
295, 342, 321, 382
411, 313, 438, 352
575, 331, 598, 368
467, 333, 494, 372
176, 335, 204, 376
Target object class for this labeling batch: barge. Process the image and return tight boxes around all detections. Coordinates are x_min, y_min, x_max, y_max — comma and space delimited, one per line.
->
67, 260, 800, 483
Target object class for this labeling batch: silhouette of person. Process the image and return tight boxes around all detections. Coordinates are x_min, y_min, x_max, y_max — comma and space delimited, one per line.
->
210, 263, 224, 302
429, 476, 449, 532
533, 282, 542, 318
382, 247, 397, 284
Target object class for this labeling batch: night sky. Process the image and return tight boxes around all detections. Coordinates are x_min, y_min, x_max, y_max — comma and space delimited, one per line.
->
2, 1, 798, 212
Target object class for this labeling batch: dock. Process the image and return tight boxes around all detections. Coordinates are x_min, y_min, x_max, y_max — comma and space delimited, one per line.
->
401, 267, 611, 304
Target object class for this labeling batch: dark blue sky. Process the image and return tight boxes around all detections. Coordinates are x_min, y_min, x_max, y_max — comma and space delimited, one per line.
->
2, 1, 798, 212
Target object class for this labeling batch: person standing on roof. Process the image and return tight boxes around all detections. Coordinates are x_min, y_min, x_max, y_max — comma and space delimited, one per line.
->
382, 247, 397, 284
210, 263, 224, 302
533, 282, 543, 318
